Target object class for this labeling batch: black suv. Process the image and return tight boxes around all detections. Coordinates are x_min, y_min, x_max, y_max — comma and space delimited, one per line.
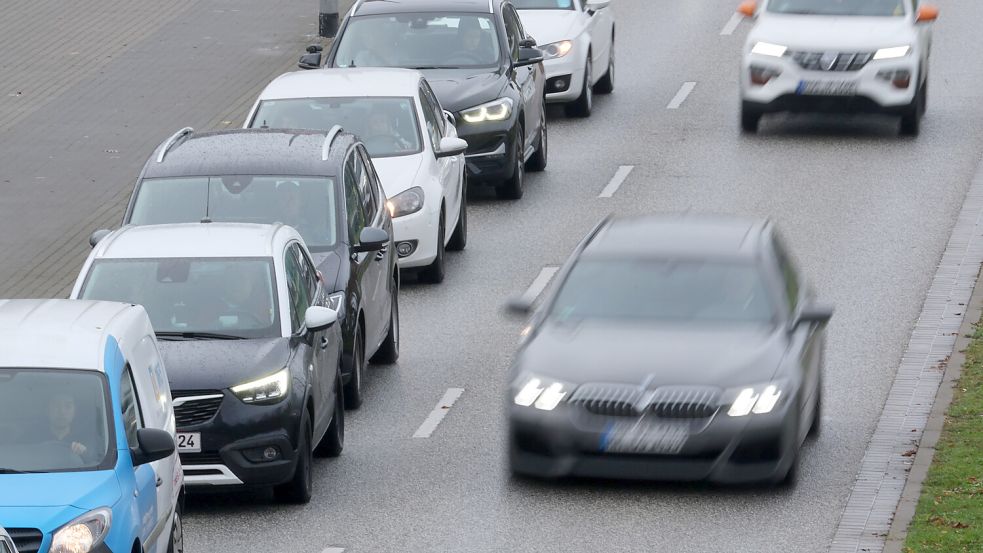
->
93, 128, 399, 409
301, 0, 548, 200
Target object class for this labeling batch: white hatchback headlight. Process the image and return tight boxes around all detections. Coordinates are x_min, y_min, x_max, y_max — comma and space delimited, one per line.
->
460, 98, 514, 124
50, 507, 111, 553
540, 40, 574, 59
232, 367, 290, 404
513, 374, 571, 411
726, 381, 786, 417
386, 186, 425, 218
873, 45, 911, 60
751, 41, 788, 57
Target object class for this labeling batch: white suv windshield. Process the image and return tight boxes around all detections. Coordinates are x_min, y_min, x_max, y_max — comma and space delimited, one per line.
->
129, 176, 337, 251
81, 257, 281, 339
0, 369, 113, 473
767, 0, 906, 16
251, 97, 422, 158
335, 14, 501, 69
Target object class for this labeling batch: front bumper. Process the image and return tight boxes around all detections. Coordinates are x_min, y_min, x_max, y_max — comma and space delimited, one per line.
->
508, 400, 798, 483
542, 55, 585, 103
740, 51, 920, 114
458, 122, 519, 185
176, 390, 302, 488
391, 207, 438, 269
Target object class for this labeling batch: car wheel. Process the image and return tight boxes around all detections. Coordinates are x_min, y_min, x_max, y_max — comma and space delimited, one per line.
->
166, 506, 183, 553
566, 55, 593, 117
525, 107, 547, 172
343, 329, 365, 409
741, 104, 761, 133
496, 129, 525, 200
447, 178, 468, 251
594, 37, 614, 94
419, 210, 446, 283
370, 281, 399, 363
900, 80, 925, 136
315, 373, 345, 457
274, 417, 313, 504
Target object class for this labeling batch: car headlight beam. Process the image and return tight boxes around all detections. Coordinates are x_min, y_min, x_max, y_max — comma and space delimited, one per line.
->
232, 367, 290, 404
873, 45, 910, 60
727, 382, 785, 417
50, 507, 112, 553
513, 375, 569, 411
460, 97, 514, 124
751, 41, 788, 57
752, 385, 782, 414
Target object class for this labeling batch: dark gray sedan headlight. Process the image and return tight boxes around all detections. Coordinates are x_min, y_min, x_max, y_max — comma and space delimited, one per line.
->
725, 380, 787, 416
512, 374, 572, 411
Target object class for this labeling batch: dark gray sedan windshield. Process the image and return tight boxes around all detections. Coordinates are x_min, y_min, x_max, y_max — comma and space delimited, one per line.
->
334, 14, 501, 69
767, 0, 905, 16
550, 259, 776, 323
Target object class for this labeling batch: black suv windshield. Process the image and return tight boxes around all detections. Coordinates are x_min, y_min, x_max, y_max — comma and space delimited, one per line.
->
514, 0, 575, 9
334, 14, 501, 69
550, 259, 776, 324
80, 257, 281, 339
129, 176, 337, 251
767, 0, 906, 16
250, 97, 422, 158
0, 369, 113, 473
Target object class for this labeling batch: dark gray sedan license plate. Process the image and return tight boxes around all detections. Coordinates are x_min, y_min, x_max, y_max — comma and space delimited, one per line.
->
603, 421, 688, 454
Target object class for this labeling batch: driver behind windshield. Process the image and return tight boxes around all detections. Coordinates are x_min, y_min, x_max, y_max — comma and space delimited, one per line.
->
363, 110, 413, 153
41, 391, 98, 464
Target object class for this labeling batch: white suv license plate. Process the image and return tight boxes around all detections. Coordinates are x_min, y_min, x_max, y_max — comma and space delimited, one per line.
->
176, 432, 201, 453
797, 80, 858, 96
603, 422, 688, 455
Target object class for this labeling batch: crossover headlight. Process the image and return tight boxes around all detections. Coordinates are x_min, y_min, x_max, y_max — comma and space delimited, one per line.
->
540, 40, 574, 59
751, 41, 788, 57
232, 367, 290, 404
460, 97, 514, 124
873, 45, 910, 60
513, 374, 572, 411
386, 186, 425, 218
50, 507, 111, 553
726, 381, 786, 417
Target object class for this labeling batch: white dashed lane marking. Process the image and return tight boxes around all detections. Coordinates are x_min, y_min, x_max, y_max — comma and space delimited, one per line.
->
598, 165, 634, 198
522, 267, 559, 303
412, 388, 465, 438
720, 12, 742, 36
667, 82, 697, 109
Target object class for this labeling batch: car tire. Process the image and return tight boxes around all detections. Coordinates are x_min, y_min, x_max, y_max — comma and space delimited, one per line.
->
566, 55, 593, 117
315, 373, 345, 457
525, 107, 548, 173
343, 329, 365, 409
419, 210, 446, 283
166, 505, 183, 553
447, 179, 468, 251
741, 104, 761, 133
900, 80, 926, 137
274, 417, 313, 504
370, 281, 399, 363
496, 130, 525, 200
594, 37, 614, 94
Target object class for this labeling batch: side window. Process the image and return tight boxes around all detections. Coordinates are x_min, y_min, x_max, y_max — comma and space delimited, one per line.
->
355, 147, 378, 223
120, 366, 144, 448
502, 9, 521, 61
294, 243, 319, 303
422, 81, 446, 133
344, 153, 367, 243
419, 87, 443, 148
284, 243, 310, 333
772, 235, 800, 313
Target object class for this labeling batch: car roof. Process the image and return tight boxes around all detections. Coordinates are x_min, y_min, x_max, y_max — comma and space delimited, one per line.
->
92, 222, 299, 260
353, 0, 496, 16
143, 128, 355, 179
583, 214, 769, 260
0, 299, 140, 371
259, 68, 425, 101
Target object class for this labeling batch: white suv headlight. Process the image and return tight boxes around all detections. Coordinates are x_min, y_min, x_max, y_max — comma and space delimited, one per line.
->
751, 42, 788, 57
540, 40, 574, 59
873, 45, 911, 60
460, 98, 514, 124
50, 507, 112, 553
513, 374, 572, 411
725, 381, 787, 417
232, 367, 290, 404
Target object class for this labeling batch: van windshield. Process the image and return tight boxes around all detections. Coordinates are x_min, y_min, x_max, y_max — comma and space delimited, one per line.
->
766, 0, 906, 17
129, 176, 337, 252
0, 369, 113, 473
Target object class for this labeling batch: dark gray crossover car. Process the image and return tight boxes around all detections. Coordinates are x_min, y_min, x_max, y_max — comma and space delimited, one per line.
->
506, 214, 833, 485
91, 128, 398, 409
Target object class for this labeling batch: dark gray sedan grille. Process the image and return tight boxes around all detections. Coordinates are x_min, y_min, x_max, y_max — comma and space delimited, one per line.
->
647, 387, 720, 419
569, 384, 721, 419
568, 384, 641, 416
790, 51, 873, 72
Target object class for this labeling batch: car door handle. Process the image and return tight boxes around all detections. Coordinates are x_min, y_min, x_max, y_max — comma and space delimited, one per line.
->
156, 476, 163, 488
320, 337, 329, 350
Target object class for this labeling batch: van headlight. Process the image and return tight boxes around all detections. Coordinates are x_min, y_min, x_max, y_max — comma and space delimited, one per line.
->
50, 508, 111, 553
460, 98, 514, 124
512, 374, 572, 411
232, 367, 290, 404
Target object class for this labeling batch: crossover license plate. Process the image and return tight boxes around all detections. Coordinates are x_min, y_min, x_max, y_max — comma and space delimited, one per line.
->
176, 432, 201, 453
796, 80, 858, 96
603, 422, 688, 455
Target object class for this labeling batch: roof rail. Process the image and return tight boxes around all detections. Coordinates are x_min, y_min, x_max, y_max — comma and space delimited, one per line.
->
155, 127, 194, 163
322, 125, 344, 161
351, 0, 366, 16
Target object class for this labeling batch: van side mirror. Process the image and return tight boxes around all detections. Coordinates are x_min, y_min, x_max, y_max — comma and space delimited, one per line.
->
305, 305, 338, 331
89, 229, 112, 248
131, 428, 175, 466
792, 303, 834, 330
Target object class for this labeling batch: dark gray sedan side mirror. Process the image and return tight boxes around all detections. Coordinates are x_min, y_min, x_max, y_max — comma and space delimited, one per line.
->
89, 229, 112, 248
353, 227, 389, 253
792, 303, 834, 329
299, 45, 323, 70
131, 428, 175, 466
515, 47, 544, 67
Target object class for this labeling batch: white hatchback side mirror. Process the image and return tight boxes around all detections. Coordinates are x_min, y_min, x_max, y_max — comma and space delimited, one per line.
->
436, 137, 468, 158
305, 306, 338, 331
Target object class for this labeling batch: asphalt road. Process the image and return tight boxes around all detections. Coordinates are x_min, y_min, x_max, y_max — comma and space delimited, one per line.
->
3, 0, 983, 552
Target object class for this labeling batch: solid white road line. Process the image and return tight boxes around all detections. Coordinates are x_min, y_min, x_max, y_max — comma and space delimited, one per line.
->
667, 82, 697, 109
321, 548, 345, 553
598, 165, 634, 198
412, 388, 465, 438
720, 12, 742, 36
522, 267, 559, 302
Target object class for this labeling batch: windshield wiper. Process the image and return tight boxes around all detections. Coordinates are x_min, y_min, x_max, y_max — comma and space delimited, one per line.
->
411, 66, 459, 70
0, 468, 33, 474
156, 331, 246, 341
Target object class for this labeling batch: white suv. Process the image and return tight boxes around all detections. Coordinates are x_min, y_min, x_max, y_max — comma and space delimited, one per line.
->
738, 0, 938, 135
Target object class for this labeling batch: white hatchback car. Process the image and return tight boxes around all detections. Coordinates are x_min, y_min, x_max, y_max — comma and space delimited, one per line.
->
245, 68, 468, 284
514, 0, 615, 117
738, 0, 938, 135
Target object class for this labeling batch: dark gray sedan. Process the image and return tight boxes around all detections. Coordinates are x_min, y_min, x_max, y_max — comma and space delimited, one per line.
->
506, 214, 833, 485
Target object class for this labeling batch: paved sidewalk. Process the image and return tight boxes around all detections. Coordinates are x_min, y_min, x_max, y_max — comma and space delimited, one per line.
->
0, 0, 349, 298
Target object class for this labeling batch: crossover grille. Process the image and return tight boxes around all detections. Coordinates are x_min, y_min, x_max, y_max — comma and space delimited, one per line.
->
172, 390, 223, 427
789, 51, 873, 72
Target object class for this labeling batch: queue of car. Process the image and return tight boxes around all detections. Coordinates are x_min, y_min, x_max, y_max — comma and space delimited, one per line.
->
4, 0, 947, 549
